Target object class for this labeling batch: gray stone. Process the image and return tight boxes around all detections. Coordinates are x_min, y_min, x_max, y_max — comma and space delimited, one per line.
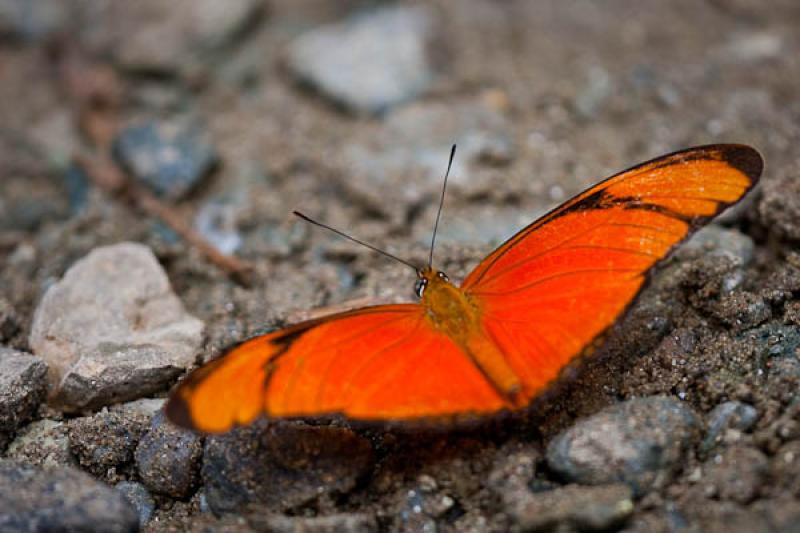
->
487, 444, 539, 512
6, 419, 73, 468
0, 298, 20, 342
507, 483, 634, 532
702, 401, 759, 454
0, 349, 47, 444
701, 445, 768, 504
116, 481, 155, 527
78, 0, 263, 74
681, 225, 755, 266
546, 396, 701, 495
135, 411, 203, 498
0, 153, 70, 232
253, 514, 377, 533
0, 0, 68, 41
67, 409, 150, 479
0, 460, 138, 532
29, 242, 204, 411
113, 120, 218, 200
194, 199, 242, 255
288, 6, 434, 114
203, 420, 374, 514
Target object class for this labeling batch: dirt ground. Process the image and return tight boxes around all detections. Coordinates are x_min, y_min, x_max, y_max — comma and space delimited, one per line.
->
1, 0, 800, 531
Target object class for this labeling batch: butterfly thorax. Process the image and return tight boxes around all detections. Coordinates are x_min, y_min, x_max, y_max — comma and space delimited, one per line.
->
418, 268, 479, 342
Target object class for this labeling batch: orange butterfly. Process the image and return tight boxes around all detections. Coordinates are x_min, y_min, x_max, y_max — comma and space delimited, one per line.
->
166, 144, 762, 433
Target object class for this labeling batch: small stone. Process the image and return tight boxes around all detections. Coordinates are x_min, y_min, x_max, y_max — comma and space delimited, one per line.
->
29, 242, 205, 411
702, 401, 759, 454
135, 411, 203, 498
702, 446, 768, 504
115, 481, 155, 527
771, 440, 800, 496
398, 481, 458, 532
288, 6, 434, 114
81, 0, 263, 74
759, 162, 800, 240
0, 349, 47, 448
546, 396, 701, 495
680, 225, 755, 266
0, 0, 68, 41
508, 483, 634, 532
0, 151, 70, 232
0, 298, 20, 342
67, 409, 150, 479
574, 66, 612, 118
113, 120, 218, 200
487, 444, 539, 511
194, 199, 242, 255
254, 514, 377, 533
6, 419, 72, 468
0, 460, 138, 532
708, 291, 771, 331
203, 420, 374, 514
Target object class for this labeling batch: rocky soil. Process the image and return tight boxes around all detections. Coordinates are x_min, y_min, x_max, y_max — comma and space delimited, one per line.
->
1, 0, 799, 531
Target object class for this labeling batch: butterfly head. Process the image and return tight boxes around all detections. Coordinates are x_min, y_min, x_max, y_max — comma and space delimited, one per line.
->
415, 266, 451, 299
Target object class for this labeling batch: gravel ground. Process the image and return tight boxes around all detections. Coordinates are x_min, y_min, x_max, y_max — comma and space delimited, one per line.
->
1, 0, 799, 531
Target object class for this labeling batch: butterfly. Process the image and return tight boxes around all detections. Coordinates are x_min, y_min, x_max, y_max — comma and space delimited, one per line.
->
166, 144, 762, 433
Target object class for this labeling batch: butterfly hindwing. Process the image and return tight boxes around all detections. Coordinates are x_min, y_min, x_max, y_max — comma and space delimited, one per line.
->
166, 304, 507, 432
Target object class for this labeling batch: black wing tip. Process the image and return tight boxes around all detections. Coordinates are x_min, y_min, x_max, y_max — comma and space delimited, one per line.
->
164, 393, 196, 431
716, 144, 764, 184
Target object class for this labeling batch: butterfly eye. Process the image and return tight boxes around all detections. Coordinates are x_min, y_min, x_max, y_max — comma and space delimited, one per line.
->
414, 279, 428, 298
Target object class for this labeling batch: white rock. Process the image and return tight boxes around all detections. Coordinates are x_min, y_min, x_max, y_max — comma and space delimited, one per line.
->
287, 6, 435, 114
30, 242, 204, 411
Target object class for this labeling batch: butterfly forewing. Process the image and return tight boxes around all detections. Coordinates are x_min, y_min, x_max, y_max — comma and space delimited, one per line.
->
462, 144, 762, 403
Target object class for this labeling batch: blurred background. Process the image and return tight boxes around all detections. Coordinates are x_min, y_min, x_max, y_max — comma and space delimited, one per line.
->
0, 0, 798, 343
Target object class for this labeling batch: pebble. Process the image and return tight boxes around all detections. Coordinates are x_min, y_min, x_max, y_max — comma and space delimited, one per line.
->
0, 298, 20, 343
113, 120, 218, 200
253, 514, 377, 533
702, 401, 759, 454
771, 440, 800, 496
708, 291, 771, 331
0, 0, 68, 42
83, 0, 263, 74
680, 225, 755, 266
29, 242, 205, 411
398, 478, 459, 533
135, 411, 203, 498
507, 483, 634, 532
0, 348, 48, 448
287, 6, 434, 114
701, 445, 768, 504
759, 162, 800, 240
0, 155, 71, 233
67, 409, 150, 479
0, 460, 138, 532
487, 444, 539, 511
115, 481, 156, 527
194, 199, 243, 255
6, 419, 73, 468
203, 420, 374, 514
546, 396, 701, 495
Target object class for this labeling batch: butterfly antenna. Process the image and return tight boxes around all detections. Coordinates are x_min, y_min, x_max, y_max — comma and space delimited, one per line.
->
429, 144, 456, 268
293, 211, 420, 272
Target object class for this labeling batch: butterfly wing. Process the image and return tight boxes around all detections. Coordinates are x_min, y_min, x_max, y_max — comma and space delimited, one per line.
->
166, 304, 507, 432
462, 144, 763, 402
